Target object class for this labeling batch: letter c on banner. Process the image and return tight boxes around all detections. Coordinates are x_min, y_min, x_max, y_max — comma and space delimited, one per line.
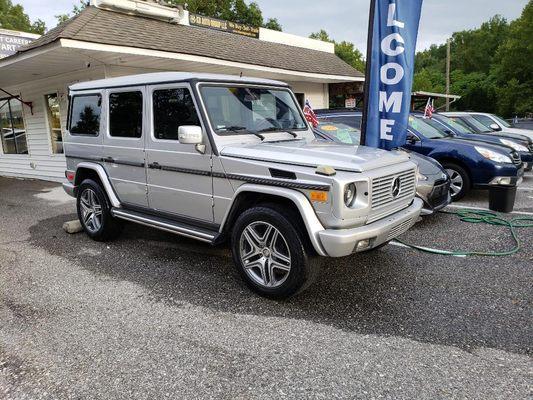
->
380, 63, 404, 85
381, 33, 405, 56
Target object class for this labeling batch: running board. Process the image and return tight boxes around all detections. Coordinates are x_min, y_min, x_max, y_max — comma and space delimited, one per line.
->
111, 208, 218, 243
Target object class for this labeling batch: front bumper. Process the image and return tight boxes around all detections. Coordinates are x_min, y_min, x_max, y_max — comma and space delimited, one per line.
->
418, 178, 451, 216
318, 198, 423, 257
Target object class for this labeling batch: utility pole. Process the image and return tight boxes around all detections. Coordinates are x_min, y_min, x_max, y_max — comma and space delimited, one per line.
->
446, 38, 451, 111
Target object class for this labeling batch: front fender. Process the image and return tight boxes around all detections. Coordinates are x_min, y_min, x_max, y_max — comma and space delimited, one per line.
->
220, 184, 327, 256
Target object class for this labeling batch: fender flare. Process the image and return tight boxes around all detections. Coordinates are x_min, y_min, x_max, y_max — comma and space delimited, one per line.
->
76, 162, 121, 208
221, 184, 327, 256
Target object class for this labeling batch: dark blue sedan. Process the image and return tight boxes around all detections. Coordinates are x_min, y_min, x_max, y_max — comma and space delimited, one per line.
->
315, 110, 524, 201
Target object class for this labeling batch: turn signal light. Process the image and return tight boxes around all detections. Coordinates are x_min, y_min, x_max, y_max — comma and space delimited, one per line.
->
310, 191, 328, 202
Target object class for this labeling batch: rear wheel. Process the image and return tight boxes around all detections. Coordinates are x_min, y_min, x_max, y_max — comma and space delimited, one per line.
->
76, 179, 123, 241
442, 163, 470, 201
231, 205, 320, 299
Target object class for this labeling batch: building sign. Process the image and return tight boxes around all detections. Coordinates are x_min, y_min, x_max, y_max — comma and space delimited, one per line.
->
0, 29, 40, 59
189, 14, 260, 38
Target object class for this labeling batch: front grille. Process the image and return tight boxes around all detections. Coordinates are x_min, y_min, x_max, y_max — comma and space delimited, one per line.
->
428, 180, 451, 208
386, 218, 415, 241
511, 151, 521, 166
528, 144, 533, 153
371, 169, 416, 210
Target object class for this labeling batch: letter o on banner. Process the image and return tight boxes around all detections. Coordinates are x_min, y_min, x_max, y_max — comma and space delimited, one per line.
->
381, 33, 405, 56
380, 62, 404, 85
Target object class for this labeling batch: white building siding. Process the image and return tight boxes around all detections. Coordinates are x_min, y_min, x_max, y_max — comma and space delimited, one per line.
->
0, 67, 105, 182
287, 81, 329, 109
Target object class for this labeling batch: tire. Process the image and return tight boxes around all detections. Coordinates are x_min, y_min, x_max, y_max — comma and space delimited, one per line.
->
76, 179, 123, 241
231, 205, 320, 299
442, 162, 470, 201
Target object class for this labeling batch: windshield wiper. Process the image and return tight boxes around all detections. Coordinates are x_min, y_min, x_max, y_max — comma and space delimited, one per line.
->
257, 127, 299, 138
220, 126, 265, 141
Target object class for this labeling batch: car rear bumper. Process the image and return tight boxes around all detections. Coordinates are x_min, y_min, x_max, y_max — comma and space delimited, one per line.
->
63, 182, 76, 197
317, 198, 423, 257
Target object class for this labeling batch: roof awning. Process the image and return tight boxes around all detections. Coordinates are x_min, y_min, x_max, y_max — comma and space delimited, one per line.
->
0, 38, 364, 88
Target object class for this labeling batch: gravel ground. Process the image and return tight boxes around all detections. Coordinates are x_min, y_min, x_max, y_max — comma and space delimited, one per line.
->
0, 176, 532, 399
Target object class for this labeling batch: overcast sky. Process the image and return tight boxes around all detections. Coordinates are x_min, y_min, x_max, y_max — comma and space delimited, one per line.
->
17, 0, 528, 52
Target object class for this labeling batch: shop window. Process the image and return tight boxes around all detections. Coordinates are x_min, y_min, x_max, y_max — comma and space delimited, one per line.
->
69, 94, 101, 135
0, 98, 28, 155
45, 94, 63, 154
153, 88, 200, 140
109, 91, 143, 138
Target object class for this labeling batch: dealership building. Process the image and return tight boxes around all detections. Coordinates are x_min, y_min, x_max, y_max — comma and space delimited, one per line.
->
0, 0, 363, 182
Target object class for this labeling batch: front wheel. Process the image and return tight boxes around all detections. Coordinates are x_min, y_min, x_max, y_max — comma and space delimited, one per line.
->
442, 163, 470, 201
231, 205, 319, 299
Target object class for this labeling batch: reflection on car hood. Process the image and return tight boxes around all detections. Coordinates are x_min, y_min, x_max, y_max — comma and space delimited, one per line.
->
220, 139, 411, 172
398, 149, 445, 177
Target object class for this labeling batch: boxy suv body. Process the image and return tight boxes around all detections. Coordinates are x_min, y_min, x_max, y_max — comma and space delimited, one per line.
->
63, 72, 422, 298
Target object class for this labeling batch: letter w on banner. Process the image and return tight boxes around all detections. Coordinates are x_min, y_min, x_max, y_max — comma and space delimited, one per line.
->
361, 0, 423, 150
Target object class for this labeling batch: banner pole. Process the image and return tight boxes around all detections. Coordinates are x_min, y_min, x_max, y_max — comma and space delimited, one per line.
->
360, 0, 377, 146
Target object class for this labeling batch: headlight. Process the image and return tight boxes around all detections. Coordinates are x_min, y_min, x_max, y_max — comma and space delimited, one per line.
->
474, 146, 512, 163
344, 183, 356, 207
499, 139, 528, 152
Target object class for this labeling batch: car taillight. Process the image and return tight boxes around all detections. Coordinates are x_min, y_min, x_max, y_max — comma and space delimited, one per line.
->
65, 170, 75, 183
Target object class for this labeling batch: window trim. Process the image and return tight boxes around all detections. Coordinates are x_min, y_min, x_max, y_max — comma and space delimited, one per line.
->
0, 96, 30, 156
68, 93, 103, 137
43, 92, 64, 156
106, 88, 144, 141
149, 83, 204, 143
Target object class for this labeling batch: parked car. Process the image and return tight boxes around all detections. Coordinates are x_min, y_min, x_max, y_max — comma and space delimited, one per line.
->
314, 110, 524, 201
62, 72, 423, 299
313, 118, 451, 214
442, 111, 533, 141
405, 114, 523, 200
427, 113, 533, 172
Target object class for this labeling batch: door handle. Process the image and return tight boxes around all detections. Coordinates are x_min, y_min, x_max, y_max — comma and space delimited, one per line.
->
103, 156, 114, 163
148, 162, 161, 169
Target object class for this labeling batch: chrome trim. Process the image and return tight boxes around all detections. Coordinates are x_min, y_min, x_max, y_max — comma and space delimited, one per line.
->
111, 208, 216, 243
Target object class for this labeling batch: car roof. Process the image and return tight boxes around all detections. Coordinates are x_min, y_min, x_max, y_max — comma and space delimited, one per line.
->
70, 72, 289, 91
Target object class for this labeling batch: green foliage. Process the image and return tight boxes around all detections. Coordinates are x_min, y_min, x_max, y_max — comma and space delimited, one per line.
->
414, 1, 533, 117
0, 0, 45, 34
168, 0, 281, 30
56, 1, 89, 25
309, 30, 365, 73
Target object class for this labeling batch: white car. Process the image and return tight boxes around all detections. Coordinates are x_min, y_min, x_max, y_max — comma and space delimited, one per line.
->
444, 112, 533, 141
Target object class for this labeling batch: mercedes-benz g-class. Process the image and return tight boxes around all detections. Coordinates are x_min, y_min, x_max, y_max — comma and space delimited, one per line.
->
63, 72, 422, 298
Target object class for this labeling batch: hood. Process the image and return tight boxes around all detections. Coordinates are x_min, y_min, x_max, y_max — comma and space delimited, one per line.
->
399, 149, 444, 176
444, 137, 514, 155
220, 139, 410, 172
499, 130, 533, 143
501, 127, 533, 139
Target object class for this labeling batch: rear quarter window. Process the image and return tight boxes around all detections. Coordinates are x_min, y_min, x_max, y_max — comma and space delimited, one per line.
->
69, 94, 102, 136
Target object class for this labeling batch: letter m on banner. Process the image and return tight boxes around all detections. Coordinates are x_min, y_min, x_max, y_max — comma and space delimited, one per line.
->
361, 0, 423, 150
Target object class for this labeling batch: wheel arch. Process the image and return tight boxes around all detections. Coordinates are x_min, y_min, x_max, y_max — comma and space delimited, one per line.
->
75, 162, 121, 207
220, 184, 327, 256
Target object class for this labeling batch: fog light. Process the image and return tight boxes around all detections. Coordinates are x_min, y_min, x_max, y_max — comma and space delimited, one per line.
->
356, 239, 371, 251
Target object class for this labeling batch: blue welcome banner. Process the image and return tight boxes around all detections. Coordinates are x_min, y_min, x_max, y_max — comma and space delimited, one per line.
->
361, 0, 423, 150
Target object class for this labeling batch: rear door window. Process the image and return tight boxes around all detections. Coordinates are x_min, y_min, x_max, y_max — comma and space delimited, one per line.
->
109, 91, 143, 138
69, 95, 102, 135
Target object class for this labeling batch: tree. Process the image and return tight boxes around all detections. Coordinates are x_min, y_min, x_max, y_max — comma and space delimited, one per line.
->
309, 30, 365, 72
168, 0, 281, 30
56, 1, 88, 25
0, 0, 45, 34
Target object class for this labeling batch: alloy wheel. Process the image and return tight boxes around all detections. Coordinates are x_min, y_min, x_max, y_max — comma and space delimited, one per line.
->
445, 168, 464, 198
79, 188, 103, 233
239, 221, 292, 288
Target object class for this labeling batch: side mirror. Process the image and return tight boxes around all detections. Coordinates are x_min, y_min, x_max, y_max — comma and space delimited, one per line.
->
489, 123, 501, 132
178, 125, 203, 144
407, 134, 418, 144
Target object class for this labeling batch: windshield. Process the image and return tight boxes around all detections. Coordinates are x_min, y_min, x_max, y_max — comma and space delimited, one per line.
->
315, 121, 361, 144
462, 115, 493, 133
408, 115, 448, 139
491, 114, 512, 128
435, 115, 472, 134
200, 86, 307, 135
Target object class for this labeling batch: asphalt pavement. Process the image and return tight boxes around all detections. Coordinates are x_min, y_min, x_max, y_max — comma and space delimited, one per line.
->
0, 175, 532, 399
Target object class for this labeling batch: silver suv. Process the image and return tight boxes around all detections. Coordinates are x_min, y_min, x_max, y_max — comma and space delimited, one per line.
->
62, 72, 422, 298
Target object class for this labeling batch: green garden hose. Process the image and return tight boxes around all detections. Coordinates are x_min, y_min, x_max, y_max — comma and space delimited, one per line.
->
394, 209, 533, 257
